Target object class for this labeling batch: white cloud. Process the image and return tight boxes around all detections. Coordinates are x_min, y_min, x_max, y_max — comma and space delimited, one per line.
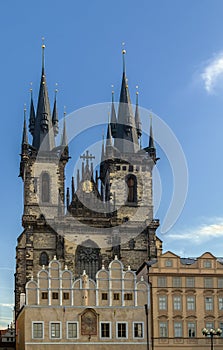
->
0, 303, 14, 308
167, 217, 223, 244
201, 52, 223, 93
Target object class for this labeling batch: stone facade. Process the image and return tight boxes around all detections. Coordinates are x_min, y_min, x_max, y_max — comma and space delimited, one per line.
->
16, 257, 149, 350
137, 251, 223, 350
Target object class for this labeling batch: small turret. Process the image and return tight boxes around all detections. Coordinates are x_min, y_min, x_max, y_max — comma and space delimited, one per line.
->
28, 86, 35, 135
135, 88, 142, 138
110, 89, 117, 137
52, 87, 59, 136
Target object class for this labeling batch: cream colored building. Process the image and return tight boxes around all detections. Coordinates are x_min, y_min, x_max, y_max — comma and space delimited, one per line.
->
138, 250, 223, 349
16, 256, 150, 349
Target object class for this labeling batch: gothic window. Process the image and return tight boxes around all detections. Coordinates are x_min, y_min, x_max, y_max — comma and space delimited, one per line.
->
75, 240, 101, 279
41, 172, 50, 203
40, 252, 49, 266
126, 175, 137, 203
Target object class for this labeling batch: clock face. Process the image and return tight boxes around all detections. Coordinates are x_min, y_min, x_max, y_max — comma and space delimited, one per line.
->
82, 180, 93, 193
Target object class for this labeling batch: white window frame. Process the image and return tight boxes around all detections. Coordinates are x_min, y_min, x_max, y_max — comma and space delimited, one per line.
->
205, 296, 213, 311
174, 321, 182, 338
49, 321, 62, 339
187, 296, 195, 310
32, 321, 44, 339
116, 322, 128, 339
100, 321, 112, 339
66, 321, 79, 339
173, 296, 181, 310
187, 322, 196, 338
159, 295, 167, 310
159, 321, 168, 338
133, 322, 144, 339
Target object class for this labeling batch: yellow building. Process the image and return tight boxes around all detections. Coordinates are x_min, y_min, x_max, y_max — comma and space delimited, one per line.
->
16, 256, 149, 349
138, 250, 223, 349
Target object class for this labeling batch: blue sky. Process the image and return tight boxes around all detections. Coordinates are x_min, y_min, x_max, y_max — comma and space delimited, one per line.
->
1, 0, 223, 327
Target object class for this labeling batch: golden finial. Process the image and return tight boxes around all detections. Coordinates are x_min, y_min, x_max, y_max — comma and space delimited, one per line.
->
64, 105, 67, 117
136, 85, 139, 95
122, 41, 126, 55
55, 83, 58, 99
41, 36, 45, 49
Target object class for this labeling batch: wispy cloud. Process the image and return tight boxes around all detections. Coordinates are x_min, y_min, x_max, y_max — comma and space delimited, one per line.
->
0, 303, 14, 308
167, 217, 223, 244
201, 52, 223, 93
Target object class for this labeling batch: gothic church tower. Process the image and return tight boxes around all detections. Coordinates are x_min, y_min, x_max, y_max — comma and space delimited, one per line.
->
15, 45, 161, 315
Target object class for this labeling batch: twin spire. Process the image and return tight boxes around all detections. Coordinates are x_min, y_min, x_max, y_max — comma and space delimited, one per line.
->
105, 49, 155, 157
23, 42, 66, 153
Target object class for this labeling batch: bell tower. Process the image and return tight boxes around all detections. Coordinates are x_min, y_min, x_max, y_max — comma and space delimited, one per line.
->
16, 43, 69, 314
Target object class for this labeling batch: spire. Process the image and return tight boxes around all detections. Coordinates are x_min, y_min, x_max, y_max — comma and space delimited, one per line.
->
147, 114, 157, 162
52, 85, 59, 136
22, 105, 28, 148
110, 88, 117, 137
106, 122, 113, 149
101, 133, 105, 162
114, 47, 139, 153
71, 176, 75, 200
32, 40, 55, 151
29, 84, 35, 135
61, 109, 68, 147
135, 87, 142, 138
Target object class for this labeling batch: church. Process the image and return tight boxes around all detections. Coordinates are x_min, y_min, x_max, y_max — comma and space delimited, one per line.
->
15, 43, 161, 348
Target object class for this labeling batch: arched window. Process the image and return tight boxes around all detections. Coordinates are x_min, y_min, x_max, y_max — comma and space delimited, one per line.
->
75, 240, 102, 279
42, 172, 50, 203
126, 175, 137, 203
39, 252, 49, 266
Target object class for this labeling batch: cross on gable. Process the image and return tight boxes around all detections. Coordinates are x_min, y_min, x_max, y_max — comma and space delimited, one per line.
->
80, 150, 95, 167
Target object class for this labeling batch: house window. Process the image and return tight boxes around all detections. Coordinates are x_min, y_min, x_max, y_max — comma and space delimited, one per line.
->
186, 277, 195, 288
159, 296, 167, 310
173, 296, 181, 310
124, 293, 133, 300
158, 277, 167, 287
188, 322, 196, 337
113, 293, 120, 300
52, 292, 59, 299
165, 259, 172, 267
133, 323, 143, 338
42, 172, 50, 203
173, 277, 181, 287
206, 322, 214, 336
218, 278, 223, 288
102, 293, 108, 300
41, 292, 48, 300
174, 322, 182, 337
100, 322, 110, 338
204, 278, 213, 288
204, 260, 212, 268
159, 322, 168, 338
187, 296, 195, 310
50, 322, 61, 339
126, 175, 137, 203
219, 297, 223, 310
67, 322, 78, 339
39, 252, 49, 266
219, 322, 223, 337
205, 297, 213, 311
117, 323, 127, 338
32, 322, 44, 339
63, 292, 69, 300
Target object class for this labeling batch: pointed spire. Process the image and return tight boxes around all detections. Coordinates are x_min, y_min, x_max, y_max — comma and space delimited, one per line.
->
114, 47, 139, 153
52, 85, 59, 136
22, 105, 28, 148
147, 114, 157, 162
66, 187, 70, 210
135, 87, 142, 138
61, 109, 68, 147
106, 120, 113, 151
71, 176, 75, 200
32, 40, 55, 151
110, 88, 117, 137
149, 114, 155, 149
101, 133, 105, 162
29, 84, 35, 135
